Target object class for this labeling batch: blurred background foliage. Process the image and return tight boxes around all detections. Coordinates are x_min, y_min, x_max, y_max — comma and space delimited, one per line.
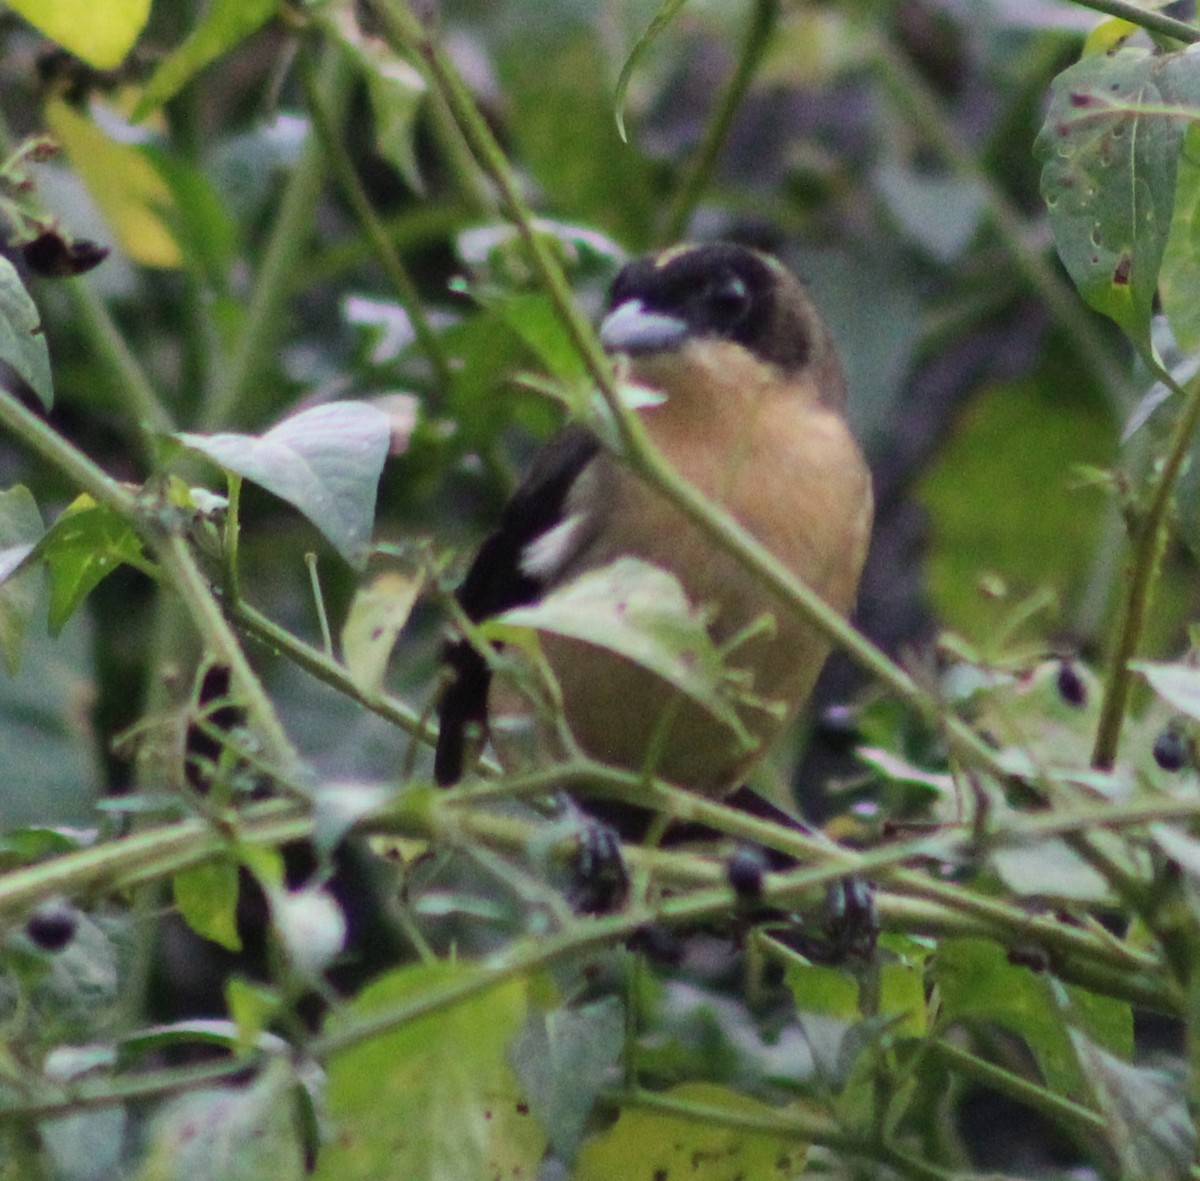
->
1, 0, 1168, 812
1, 0, 1199, 1177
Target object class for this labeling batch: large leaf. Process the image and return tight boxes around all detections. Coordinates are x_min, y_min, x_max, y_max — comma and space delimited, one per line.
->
0, 486, 45, 673
177, 401, 391, 569
1036, 48, 1191, 357
331, 12, 427, 194
1069, 1030, 1194, 1181
45, 97, 182, 269
34, 495, 147, 636
0, 256, 53, 409
492, 557, 750, 739
133, 0, 280, 119
8, 0, 150, 69
314, 964, 544, 1181
509, 997, 624, 1161
0, 610, 99, 827
1160, 122, 1200, 351
136, 1061, 306, 1181
935, 938, 1131, 1097
574, 1083, 808, 1181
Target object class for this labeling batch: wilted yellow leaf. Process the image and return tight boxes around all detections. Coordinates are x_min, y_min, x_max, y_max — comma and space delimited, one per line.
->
44, 97, 182, 268
10, 0, 150, 70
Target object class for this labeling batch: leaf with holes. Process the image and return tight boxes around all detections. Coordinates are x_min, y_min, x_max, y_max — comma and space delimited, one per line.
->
177, 402, 391, 569
1036, 48, 1188, 357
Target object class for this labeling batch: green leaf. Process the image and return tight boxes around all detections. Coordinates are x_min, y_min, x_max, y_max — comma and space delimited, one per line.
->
133, 0, 280, 119
177, 401, 391, 569
0, 485, 45, 674
7, 0, 150, 69
990, 839, 1112, 902
46, 97, 183, 269
614, 0, 690, 142
0, 611, 100, 828
35, 495, 148, 635
0, 256, 53, 409
491, 557, 750, 740
332, 15, 427, 193
917, 378, 1113, 646
575, 1083, 807, 1181
1160, 125, 1200, 350
136, 1060, 306, 1181
1069, 1030, 1193, 1180
173, 861, 242, 953
509, 997, 624, 1161
314, 964, 544, 1181
148, 149, 240, 290
934, 938, 1131, 1097
1133, 659, 1200, 719
1035, 48, 1185, 356
341, 569, 423, 695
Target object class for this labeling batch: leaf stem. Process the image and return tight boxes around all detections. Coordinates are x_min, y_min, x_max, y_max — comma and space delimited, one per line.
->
300, 50, 456, 394
1066, 0, 1199, 43
0, 383, 298, 770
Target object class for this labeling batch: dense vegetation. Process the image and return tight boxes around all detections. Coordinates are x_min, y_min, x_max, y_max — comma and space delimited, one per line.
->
0, 1, 1198, 1178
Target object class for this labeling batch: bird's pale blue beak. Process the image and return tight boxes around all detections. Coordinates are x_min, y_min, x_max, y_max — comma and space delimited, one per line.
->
599, 299, 689, 355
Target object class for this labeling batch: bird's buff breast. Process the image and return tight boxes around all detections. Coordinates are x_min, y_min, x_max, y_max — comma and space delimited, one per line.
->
488, 377, 872, 796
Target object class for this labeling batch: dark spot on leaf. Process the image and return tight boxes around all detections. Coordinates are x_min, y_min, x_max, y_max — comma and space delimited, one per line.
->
484, 1109, 492, 1120
515, 1102, 529, 1115
1113, 254, 1132, 285
1068, 91, 1095, 108
654, 1171, 668, 1181
370, 626, 383, 640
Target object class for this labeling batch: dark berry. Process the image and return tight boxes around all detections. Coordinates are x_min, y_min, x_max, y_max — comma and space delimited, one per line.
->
27, 903, 77, 952
726, 845, 768, 902
1153, 728, 1189, 772
1056, 660, 1087, 707
22, 231, 109, 278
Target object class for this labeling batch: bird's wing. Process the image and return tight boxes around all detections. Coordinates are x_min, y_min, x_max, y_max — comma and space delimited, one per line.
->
435, 425, 602, 784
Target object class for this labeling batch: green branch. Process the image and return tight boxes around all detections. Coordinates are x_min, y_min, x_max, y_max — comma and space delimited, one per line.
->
1067, 0, 1199, 43
1093, 371, 1200, 768
0, 385, 299, 770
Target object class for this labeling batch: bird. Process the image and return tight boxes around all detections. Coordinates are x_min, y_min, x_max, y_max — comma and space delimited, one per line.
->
434, 241, 873, 803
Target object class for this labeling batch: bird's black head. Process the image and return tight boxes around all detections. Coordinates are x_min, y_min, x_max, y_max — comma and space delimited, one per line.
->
602, 242, 816, 373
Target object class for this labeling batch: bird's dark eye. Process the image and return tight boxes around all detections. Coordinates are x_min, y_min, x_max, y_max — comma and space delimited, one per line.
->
704, 273, 752, 328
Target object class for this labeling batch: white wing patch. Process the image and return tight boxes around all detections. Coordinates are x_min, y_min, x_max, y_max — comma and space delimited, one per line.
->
520, 512, 588, 583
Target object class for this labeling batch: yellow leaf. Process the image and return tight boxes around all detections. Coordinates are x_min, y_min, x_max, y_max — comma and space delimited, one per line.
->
9, 0, 150, 70
45, 97, 182, 268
